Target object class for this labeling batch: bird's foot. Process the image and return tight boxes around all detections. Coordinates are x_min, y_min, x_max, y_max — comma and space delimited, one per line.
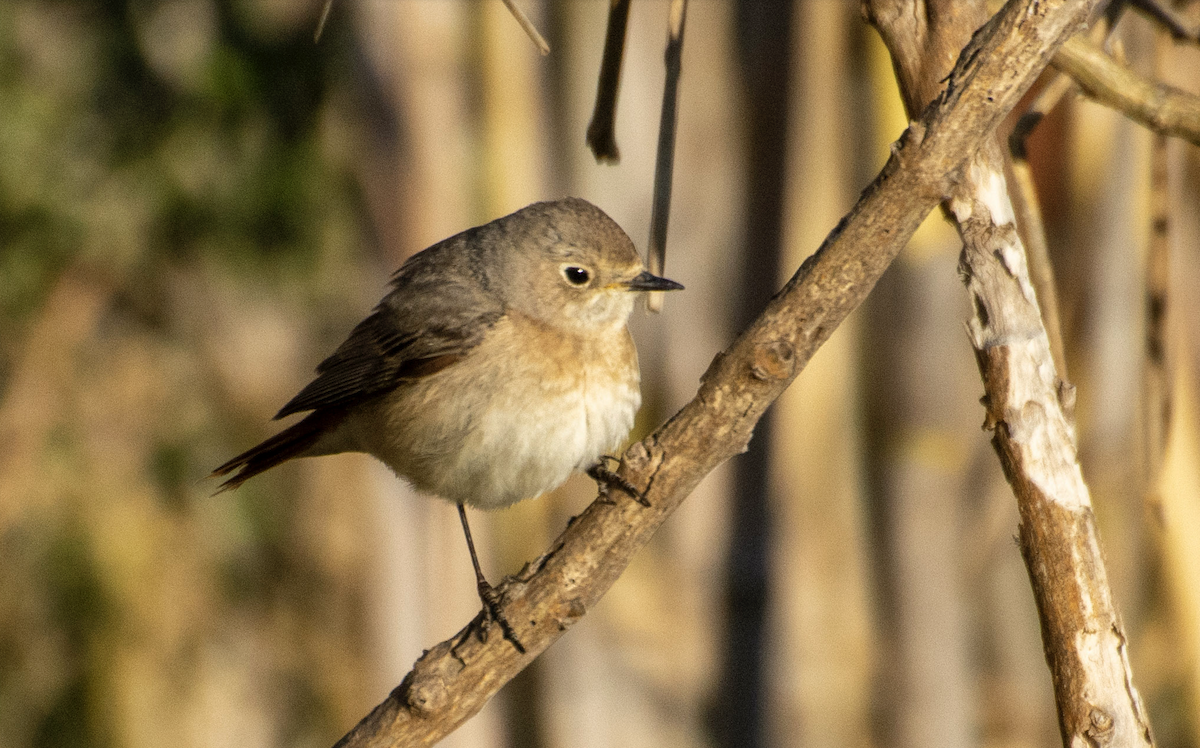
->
587, 456, 649, 507
477, 578, 526, 654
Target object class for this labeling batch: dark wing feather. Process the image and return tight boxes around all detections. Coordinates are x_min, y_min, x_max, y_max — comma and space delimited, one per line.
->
275, 241, 502, 419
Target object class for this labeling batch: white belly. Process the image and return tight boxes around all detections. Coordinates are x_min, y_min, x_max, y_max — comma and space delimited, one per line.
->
440, 375, 639, 508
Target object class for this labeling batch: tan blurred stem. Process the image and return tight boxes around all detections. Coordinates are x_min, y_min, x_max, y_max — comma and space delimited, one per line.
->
1001, 0, 1117, 389
646, 0, 687, 314
1142, 131, 1172, 491
1007, 72, 1074, 385
1142, 28, 1173, 505
1158, 366, 1200, 737
500, 0, 550, 56
1053, 35, 1200, 146
768, 3, 873, 745
866, 0, 1155, 744
331, 0, 1100, 743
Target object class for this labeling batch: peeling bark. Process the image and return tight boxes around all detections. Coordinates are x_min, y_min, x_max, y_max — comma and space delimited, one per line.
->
866, 0, 1157, 742
954, 147, 1154, 748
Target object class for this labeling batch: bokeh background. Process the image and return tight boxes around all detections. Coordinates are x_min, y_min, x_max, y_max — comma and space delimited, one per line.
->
2, 1, 1200, 747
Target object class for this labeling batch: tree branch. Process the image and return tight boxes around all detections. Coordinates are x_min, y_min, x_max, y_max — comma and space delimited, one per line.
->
955, 140, 1154, 748
331, 0, 1098, 744
868, 0, 1155, 744
1053, 34, 1200, 145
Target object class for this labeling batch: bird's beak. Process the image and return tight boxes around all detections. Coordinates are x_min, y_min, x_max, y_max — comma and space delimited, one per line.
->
624, 271, 684, 292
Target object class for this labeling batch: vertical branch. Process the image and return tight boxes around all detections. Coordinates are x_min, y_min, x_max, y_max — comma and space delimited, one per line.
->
865, 0, 1156, 745
1007, 73, 1075, 384
585, 0, 632, 162
953, 142, 1154, 748
646, 0, 688, 313
1142, 27, 1173, 503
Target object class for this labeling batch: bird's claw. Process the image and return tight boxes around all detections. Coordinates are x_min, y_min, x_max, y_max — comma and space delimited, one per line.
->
477, 579, 526, 654
587, 456, 649, 507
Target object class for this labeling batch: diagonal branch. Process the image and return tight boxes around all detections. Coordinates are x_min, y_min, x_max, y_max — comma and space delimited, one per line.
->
1128, 0, 1199, 42
315, 0, 334, 43
331, 0, 1098, 744
499, 0, 550, 55
1053, 35, 1200, 145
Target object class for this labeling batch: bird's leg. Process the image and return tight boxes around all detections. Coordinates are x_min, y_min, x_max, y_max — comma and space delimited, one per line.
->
456, 503, 525, 653
587, 455, 649, 507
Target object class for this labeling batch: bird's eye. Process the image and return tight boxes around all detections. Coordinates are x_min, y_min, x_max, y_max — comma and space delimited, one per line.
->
563, 266, 591, 286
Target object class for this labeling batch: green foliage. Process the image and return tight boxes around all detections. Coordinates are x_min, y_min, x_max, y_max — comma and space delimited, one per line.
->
0, 3, 372, 746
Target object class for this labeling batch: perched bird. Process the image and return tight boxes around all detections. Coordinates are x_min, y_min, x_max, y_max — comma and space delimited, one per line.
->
212, 197, 683, 649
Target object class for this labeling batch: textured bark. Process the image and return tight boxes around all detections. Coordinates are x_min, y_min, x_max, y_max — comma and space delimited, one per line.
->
954, 146, 1154, 746
867, 0, 1156, 744
332, 0, 1099, 744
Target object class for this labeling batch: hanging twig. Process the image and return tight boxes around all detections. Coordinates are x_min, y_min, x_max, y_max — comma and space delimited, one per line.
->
328, 0, 1101, 743
586, 0, 633, 162
646, 0, 688, 313
314, 0, 333, 43
501, 0, 551, 56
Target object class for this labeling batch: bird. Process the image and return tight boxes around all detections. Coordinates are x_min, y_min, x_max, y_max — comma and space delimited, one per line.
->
211, 197, 683, 650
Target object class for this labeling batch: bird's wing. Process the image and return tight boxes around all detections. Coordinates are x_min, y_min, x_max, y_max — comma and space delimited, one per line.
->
275, 245, 502, 419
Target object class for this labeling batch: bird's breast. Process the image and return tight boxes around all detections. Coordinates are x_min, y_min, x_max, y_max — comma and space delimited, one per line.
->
358, 313, 640, 509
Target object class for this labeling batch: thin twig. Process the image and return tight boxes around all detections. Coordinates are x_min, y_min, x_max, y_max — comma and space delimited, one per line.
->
328, 0, 1100, 743
314, 0, 333, 43
586, 0, 633, 162
1053, 34, 1200, 145
1006, 0, 1122, 386
646, 0, 688, 314
1128, 0, 1199, 42
1007, 73, 1076, 384
501, 0, 551, 56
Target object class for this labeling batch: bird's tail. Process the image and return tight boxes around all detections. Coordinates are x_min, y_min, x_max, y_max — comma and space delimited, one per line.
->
210, 410, 346, 492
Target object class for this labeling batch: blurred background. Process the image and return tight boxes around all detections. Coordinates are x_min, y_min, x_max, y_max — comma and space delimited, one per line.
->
2, 1, 1199, 747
